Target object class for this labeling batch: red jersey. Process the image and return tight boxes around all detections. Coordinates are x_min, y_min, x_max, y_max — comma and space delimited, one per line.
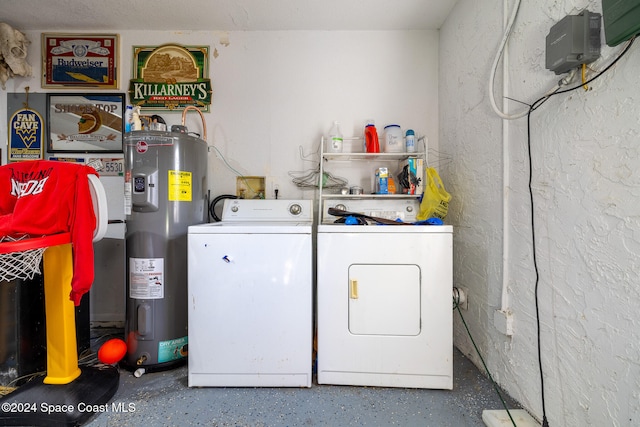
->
0, 160, 98, 306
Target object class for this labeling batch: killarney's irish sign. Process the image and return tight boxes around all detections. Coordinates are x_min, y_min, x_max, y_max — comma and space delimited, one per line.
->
129, 44, 212, 112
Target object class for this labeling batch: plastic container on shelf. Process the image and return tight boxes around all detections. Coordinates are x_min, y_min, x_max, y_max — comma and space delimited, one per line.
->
383, 124, 403, 153
405, 129, 416, 153
364, 120, 380, 153
125, 105, 134, 133
131, 106, 142, 131
327, 121, 343, 153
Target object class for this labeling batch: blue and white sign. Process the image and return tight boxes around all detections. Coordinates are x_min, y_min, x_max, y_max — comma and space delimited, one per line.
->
9, 108, 44, 161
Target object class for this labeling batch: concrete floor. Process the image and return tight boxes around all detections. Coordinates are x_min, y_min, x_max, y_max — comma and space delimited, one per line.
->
84, 343, 523, 427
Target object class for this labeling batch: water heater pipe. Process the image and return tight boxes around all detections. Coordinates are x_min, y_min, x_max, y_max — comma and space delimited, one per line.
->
182, 105, 207, 141
500, 0, 512, 315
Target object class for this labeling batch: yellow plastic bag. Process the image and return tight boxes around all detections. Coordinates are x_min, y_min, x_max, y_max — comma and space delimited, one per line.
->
416, 167, 451, 220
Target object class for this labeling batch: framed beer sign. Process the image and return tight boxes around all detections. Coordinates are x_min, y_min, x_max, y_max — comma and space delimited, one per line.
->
129, 44, 212, 111
47, 93, 124, 153
42, 33, 119, 89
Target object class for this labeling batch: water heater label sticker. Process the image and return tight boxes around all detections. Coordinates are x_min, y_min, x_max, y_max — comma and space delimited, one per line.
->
168, 170, 192, 202
158, 336, 188, 363
129, 258, 164, 299
124, 176, 132, 215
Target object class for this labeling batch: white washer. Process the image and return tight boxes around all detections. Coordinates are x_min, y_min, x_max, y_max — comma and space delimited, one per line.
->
188, 199, 313, 387
317, 199, 453, 389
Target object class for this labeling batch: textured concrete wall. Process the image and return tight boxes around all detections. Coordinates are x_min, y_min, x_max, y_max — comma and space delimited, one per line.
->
440, 0, 640, 425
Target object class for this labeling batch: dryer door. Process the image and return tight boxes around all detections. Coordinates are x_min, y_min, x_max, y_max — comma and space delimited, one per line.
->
348, 264, 421, 336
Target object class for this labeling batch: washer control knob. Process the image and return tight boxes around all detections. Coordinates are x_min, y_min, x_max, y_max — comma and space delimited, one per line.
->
289, 203, 302, 216
406, 206, 413, 212
231, 205, 239, 212
334, 204, 347, 211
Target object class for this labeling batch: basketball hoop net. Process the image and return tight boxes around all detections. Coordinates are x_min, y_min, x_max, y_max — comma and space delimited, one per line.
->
0, 233, 71, 283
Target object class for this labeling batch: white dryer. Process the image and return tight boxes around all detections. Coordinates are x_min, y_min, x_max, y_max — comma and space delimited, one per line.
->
187, 199, 313, 387
317, 199, 453, 389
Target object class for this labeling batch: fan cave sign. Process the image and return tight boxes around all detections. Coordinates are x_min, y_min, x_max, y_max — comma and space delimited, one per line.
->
9, 108, 44, 161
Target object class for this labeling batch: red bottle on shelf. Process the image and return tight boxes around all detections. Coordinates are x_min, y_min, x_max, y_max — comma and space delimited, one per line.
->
364, 120, 380, 153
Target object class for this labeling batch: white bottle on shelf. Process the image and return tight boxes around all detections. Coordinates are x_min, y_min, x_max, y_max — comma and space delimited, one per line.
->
405, 129, 416, 153
383, 124, 403, 153
327, 121, 343, 153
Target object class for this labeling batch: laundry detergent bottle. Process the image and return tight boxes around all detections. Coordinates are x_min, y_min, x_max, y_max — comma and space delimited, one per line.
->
364, 120, 380, 153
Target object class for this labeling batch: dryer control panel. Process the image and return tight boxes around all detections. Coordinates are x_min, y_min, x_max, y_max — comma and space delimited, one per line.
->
321, 199, 419, 224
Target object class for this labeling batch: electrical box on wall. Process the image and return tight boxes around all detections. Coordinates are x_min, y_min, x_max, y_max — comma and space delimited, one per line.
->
545, 11, 602, 75
236, 176, 265, 199
602, 0, 640, 46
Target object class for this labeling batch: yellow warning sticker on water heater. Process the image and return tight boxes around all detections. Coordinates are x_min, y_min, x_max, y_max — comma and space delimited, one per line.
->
168, 170, 192, 201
